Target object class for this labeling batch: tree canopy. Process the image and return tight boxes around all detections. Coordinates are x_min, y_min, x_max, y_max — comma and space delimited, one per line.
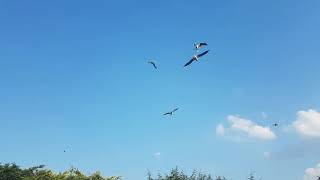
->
147, 167, 223, 180
0, 163, 258, 180
0, 163, 120, 180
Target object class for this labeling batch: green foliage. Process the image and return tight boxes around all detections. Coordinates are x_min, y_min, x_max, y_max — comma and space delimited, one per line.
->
147, 167, 222, 180
0, 163, 253, 180
0, 163, 121, 180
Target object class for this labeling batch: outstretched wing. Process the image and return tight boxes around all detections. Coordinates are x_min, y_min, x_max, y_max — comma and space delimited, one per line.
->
197, 50, 210, 58
163, 112, 170, 115
199, 42, 208, 47
184, 58, 195, 67
172, 108, 179, 113
148, 61, 157, 69
152, 63, 157, 69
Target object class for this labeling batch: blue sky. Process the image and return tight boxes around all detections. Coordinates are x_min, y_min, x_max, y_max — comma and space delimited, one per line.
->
0, 0, 320, 179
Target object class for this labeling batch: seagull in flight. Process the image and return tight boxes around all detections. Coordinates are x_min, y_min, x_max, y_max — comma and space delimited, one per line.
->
184, 50, 210, 67
163, 108, 179, 116
148, 61, 157, 69
194, 42, 208, 51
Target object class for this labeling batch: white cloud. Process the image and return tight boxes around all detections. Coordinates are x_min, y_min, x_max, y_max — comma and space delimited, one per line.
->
292, 109, 320, 138
304, 163, 320, 180
216, 115, 276, 141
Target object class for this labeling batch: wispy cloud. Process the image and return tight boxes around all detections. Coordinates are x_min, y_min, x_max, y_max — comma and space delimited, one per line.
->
216, 124, 225, 136
261, 112, 268, 119
216, 115, 276, 141
153, 152, 161, 159
271, 140, 320, 160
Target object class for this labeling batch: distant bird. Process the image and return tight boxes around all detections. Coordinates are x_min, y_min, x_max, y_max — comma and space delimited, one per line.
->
184, 50, 210, 67
194, 42, 208, 51
63, 150, 66, 153
163, 108, 179, 116
148, 61, 157, 69
273, 123, 278, 127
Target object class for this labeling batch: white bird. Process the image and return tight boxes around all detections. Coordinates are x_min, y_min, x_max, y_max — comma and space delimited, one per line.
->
194, 42, 208, 51
184, 50, 210, 67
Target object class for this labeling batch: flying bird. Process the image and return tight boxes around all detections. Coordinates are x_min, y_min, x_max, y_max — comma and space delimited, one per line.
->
194, 42, 208, 51
163, 108, 179, 116
184, 50, 210, 67
148, 61, 157, 69
273, 123, 278, 127
38, 165, 45, 169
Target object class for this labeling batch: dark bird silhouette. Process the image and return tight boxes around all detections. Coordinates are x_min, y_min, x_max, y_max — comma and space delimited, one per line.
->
148, 61, 157, 69
194, 42, 208, 51
63, 150, 66, 153
38, 165, 45, 169
184, 50, 210, 67
163, 108, 179, 116
273, 123, 278, 127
